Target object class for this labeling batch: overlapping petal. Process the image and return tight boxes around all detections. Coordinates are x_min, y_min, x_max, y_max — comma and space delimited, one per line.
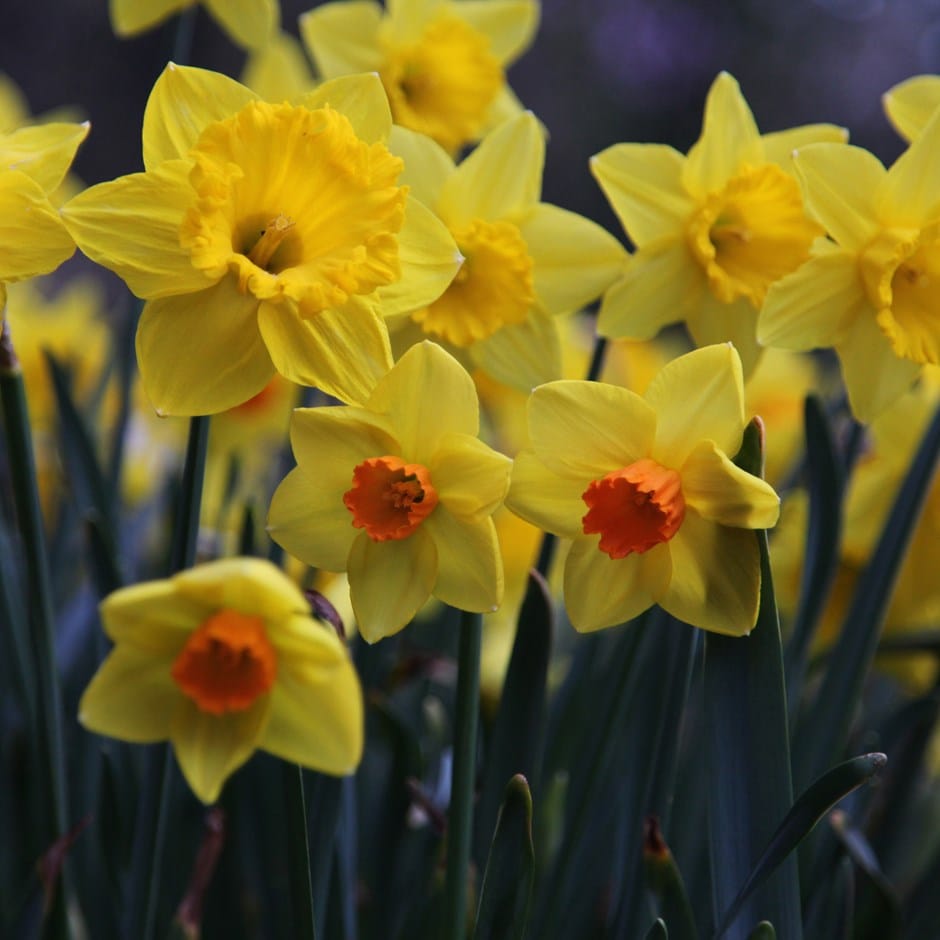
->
759, 123, 848, 168
205, 0, 278, 50
883, 74, 940, 142
426, 508, 503, 611
429, 433, 512, 518
470, 306, 562, 389
457, 0, 540, 62
0, 121, 89, 193
99, 582, 208, 651
877, 108, 940, 225
506, 450, 588, 539
685, 294, 762, 379
299, 1, 385, 77
297, 73, 393, 145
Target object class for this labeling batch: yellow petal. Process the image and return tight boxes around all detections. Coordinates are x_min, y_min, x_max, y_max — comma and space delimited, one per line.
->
683, 72, 762, 198
590, 144, 693, 247
241, 31, 314, 102
426, 508, 503, 611
142, 63, 257, 171
297, 73, 393, 144
348, 528, 438, 642
299, 1, 384, 77
563, 537, 667, 632
99, 581, 206, 652
367, 340, 479, 460
597, 241, 702, 340
62, 160, 210, 299
527, 380, 656, 478
375, 195, 462, 316
438, 112, 542, 227
0, 172, 75, 281
685, 293, 762, 378
257, 297, 392, 406
883, 74, 940, 142
138, 279, 274, 416
759, 243, 866, 348
644, 344, 745, 468
516, 203, 626, 314
0, 121, 89, 194
429, 432, 512, 518
658, 512, 759, 636
680, 440, 780, 528
457, 0, 539, 62
171, 697, 269, 804
110, 0, 186, 36
79, 645, 178, 742
205, 0, 278, 49
388, 124, 454, 208
291, 404, 399, 469
878, 108, 940, 226
505, 450, 588, 539
793, 143, 883, 250
759, 123, 848, 168
470, 306, 562, 390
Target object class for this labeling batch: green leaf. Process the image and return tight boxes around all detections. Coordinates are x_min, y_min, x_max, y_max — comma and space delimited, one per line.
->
645, 918, 669, 939
747, 923, 776, 940
474, 775, 535, 940
642, 817, 698, 940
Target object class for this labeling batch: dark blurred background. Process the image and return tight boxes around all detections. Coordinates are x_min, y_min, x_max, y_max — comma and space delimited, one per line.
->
3, 0, 940, 237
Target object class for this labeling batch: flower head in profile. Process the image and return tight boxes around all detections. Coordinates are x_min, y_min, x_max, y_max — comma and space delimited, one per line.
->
591, 71, 845, 376
300, 0, 539, 154
267, 341, 512, 642
506, 344, 780, 635
79, 558, 363, 804
387, 113, 626, 389
759, 110, 940, 421
63, 65, 461, 416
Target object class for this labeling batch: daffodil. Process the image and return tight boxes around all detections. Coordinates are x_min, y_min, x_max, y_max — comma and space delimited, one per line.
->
387, 114, 626, 389
591, 71, 845, 376
63, 65, 460, 415
300, 0, 539, 154
758, 110, 940, 421
267, 341, 512, 642
79, 557, 364, 804
242, 31, 316, 101
109, 0, 278, 50
506, 344, 780, 635
883, 74, 940, 142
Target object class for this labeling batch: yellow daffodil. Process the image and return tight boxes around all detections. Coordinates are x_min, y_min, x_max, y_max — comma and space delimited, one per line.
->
506, 344, 780, 635
300, 0, 539, 154
267, 341, 512, 642
242, 31, 316, 102
591, 72, 845, 376
758, 112, 940, 421
109, 0, 278, 50
80, 557, 364, 804
387, 114, 626, 389
883, 74, 940, 142
63, 65, 460, 416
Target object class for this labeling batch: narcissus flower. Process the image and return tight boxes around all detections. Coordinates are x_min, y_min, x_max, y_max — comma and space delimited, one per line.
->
300, 0, 539, 154
759, 111, 940, 421
79, 557, 364, 804
591, 71, 844, 375
883, 74, 940, 142
506, 344, 780, 634
267, 341, 512, 642
62, 65, 460, 415
109, 0, 278, 50
387, 114, 626, 389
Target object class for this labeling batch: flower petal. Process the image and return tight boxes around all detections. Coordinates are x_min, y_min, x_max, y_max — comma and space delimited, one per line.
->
0, 121, 89, 193
348, 528, 438, 642
681, 439, 780, 528
759, 123, 848, 168
429, 432, 512, 518
505, 449, 588, 539
388, 124, 454, 208
470, 305, 562, 390
110, 0, 185, 36
299, 1, 385, 78
685, 293, 762, 378
426, 507, 503, 611
878, 107, 940, 225
883, 74, 940, 143
205, 0, 278, 49
457, 0, 540, 62
297, 73, 392, 144
99, 581, 207, 652
138, 278, 274, 416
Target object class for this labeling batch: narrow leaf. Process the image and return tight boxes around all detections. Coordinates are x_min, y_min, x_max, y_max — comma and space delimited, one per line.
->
645, 918, 669, 939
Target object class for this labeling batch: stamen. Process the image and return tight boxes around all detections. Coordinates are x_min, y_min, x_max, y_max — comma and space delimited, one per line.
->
247, 214, 295, 270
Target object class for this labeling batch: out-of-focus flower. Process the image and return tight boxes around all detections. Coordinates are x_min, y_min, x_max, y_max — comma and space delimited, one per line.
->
591, 71, 844, 376
80, 557, 363, 804
268, 341, 512, 642
759, 111, 940, 422
109, 0, 278, 50
388, 114, 625, 390
883, 74, 940, 142
506, 344, 780, 634
300, 0, 539, 154
63, 65, 460, 415
241, 31, 316, 101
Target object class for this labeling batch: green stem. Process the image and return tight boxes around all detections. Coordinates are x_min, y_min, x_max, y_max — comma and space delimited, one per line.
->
284, 765, 318, 940
443, 609, 483, 940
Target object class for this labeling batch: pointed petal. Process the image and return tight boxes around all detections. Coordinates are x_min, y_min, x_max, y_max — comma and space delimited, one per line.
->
99, 581, 206, 652
685, 293, 762, 378
760, 123, 848, 168
457, 0, 539, 62
142, 64, 258, 171
348, 529, 437, 642
137, 278, 274, 416
241, 31, 314, 102
681, 439, 780, 527
429, 432, 511, 518
290, 404, 398, 469
0, 121, 89, 193
297, 73, 392, 144
563, 537, 667, 632
0, 172, 74, 281
590, 143, 693, 247
299, 1, 384, 77
879, 108, 940, 225
527, 380, 656, 477
388, 124, 454, 208
110, 0, 185, 35
883, 74, 940, 142
171, 697, 269, 804
62, 160, 210, 299
79, 646, 178, 742
644, 344, 745, 467
426, 508, 503, 611
516, 203, 626, 314
258, 297, 392, 405
205, 0, 278, 49
506, 449, 588, 539
471, 306, 562, 390
658, 512, 760, 636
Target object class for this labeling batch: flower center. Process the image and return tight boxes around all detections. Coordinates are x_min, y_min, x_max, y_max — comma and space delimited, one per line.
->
379, 14, 502, 153
581, 458, 685, 559
180, 100, 407, 318
859, 225, 940, 365
411, 218, 535, 347
343, 455, 439, 541
687, 162, 822, 306
171, 609, 278, 715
